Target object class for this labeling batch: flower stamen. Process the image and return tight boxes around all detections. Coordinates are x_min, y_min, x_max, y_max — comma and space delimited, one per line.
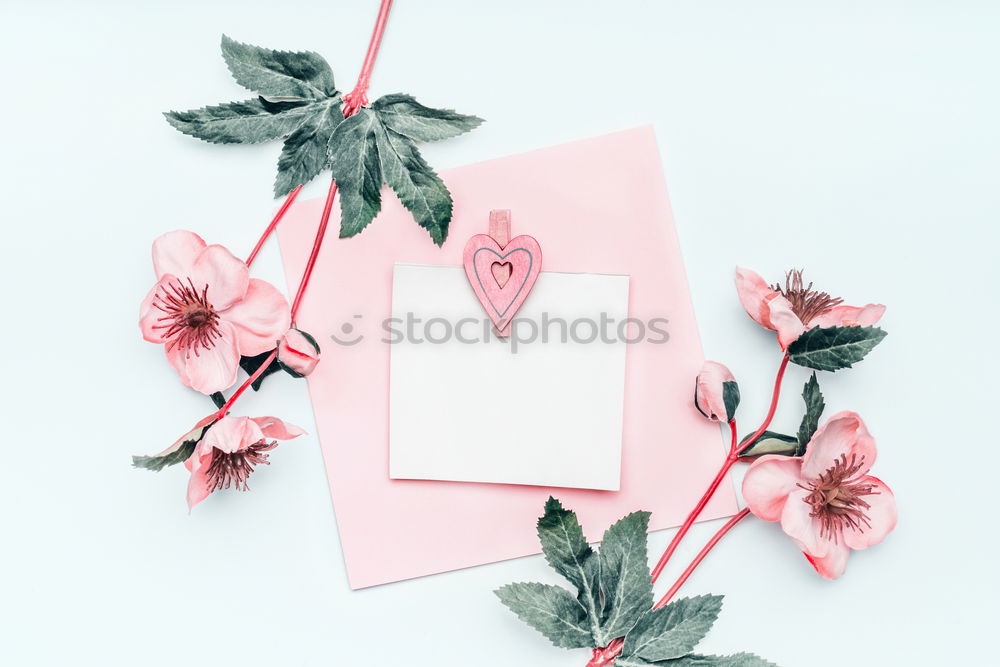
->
204, 440, 277, 492
151, 278, 221, 357
773, 269, 843, 325
799, 453, 879, 543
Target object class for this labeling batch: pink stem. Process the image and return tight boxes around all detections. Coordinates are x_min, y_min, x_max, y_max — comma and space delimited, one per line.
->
246, 185, 303, 266
650, 421, 738, 583
342, 0, 393, 114
654, 508, 751, 609
215, 349, 278, 418
735, 352, 790, 455
290, 179, 338, 323
650, 352, 790, 582
586, 637, 624, 667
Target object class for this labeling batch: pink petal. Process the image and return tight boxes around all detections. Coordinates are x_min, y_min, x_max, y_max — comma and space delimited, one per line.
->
251, 416, 306, 440
742, 455, 806, 521
694, 361, 736, 421
185, 446, 215, 511
201, 416, 265, 454
810, 303, 886, 329
165, 320, 240, 394
768, 296, 806, 348
843, 476, 897, 550
735, 267, 776, 328
152, 230, 207, 280
803, 542, 851, 580
187, 245, 250, 312
138, 278, 170, 343
278, 329, 320, 376
780, 488, 827, 557
221, 278, 291, 356
800, 411, 877, 480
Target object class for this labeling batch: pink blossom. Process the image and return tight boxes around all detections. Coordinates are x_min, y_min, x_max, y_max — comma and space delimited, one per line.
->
742, 411, 897, 579
185, 415, 305, 510
278, 328, 321, 376
735, 268, 885, 349
694, 361, 738, 422
139, 230, 291, 394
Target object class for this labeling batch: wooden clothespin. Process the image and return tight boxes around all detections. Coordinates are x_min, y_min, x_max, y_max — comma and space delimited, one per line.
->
462, 210, 542, 337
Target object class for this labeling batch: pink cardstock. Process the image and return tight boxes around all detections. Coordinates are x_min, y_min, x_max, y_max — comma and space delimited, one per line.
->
277, 126, 739, 589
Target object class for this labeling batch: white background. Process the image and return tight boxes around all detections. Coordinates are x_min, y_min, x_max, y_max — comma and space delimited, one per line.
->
1, 1, 997, 665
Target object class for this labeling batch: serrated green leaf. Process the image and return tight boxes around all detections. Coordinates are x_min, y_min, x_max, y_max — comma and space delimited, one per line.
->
494, 582, 593, 649
164, 98, 313, 145
670, 652, 779, 666
621, 595, 723, 662
787, 325, 887, 372
328, 109, 384, 237
537, 498, 596, 594
796, 373, 825, 454
221, 35, 336, 99
273, 100, 343, 196
537, 498, 602, 643
598, 511, 653, 640
738, 430, 799, 458
375, 122, 453, 245
372, 93, 484, 142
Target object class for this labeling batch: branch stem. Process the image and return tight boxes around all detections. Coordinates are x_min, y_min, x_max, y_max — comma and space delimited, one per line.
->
654, 508, 751, 609
650, 352, 790, 583
246, 185, 302, 266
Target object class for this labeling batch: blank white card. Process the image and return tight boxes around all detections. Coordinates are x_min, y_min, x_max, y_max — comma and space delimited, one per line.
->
388, 263, 629, 490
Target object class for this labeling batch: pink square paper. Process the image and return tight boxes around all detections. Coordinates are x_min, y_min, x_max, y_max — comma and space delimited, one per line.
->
277, 126, 739, 588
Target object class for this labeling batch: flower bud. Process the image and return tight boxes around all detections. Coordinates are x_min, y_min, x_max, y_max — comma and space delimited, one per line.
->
278, 328, 321, 377
694, 361, 740, 422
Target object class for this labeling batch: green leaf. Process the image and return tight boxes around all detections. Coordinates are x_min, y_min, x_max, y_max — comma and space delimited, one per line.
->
738, 430, 799, 458
722, 381, 740, 421
537, 498, 597, 593
328, 109, 384, 237
597, 511, 653, 640
787, 325, 887, 372
375, 122, 453, 245
238, 351, 283, 391
536, 498, 602, 643
494, 582, 593, 649
620, 595, 723, 662
221, 35, 336, 99
796, 373, 825, 454
131, 422, 211, 471
274, 100, 343, 197
669, 652, 779, 666
372, 93, 484, 142
164, 98, 313, 145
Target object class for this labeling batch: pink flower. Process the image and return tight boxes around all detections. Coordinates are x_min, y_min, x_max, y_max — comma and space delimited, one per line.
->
735, 268, 885, 349
694, 361, 739, 422
185, 415, 305, 510
278, 328, 321, 376
139, 230, 291, 394
742, 411, 897, 579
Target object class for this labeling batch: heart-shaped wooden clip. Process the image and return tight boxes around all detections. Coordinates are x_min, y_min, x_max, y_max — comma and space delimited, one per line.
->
463, 210, 542, 337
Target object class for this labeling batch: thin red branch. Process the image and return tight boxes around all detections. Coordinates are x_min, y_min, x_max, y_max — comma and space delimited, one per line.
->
342, 0, 394, 115
290, 179, 339, 322
650, 352, 791, 582
215, 349, 278, 418
736, 353, 790, 454
651, 420, 739, 582
246, 185, 303, 266
654, 508, 751, 609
